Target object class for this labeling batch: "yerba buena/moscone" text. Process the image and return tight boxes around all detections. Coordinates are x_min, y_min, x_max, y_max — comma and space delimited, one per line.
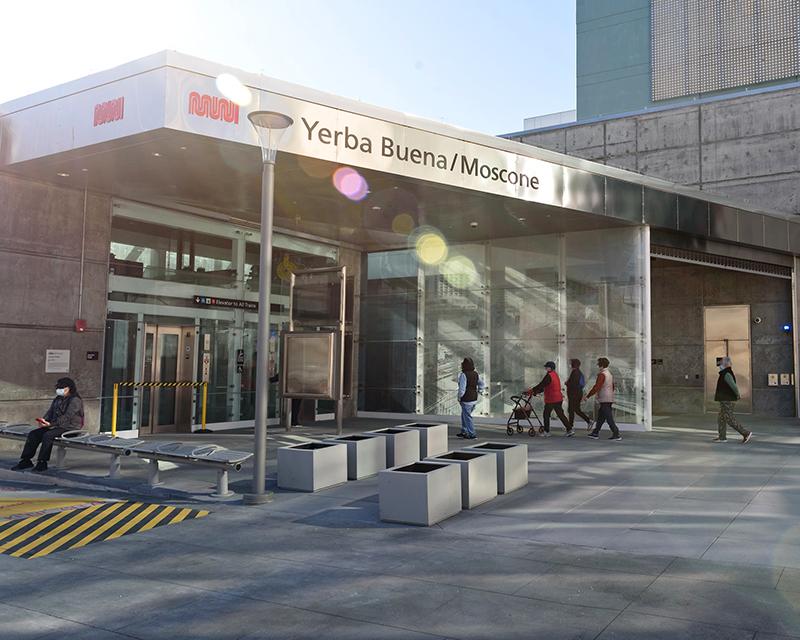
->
301, 118, 539, 191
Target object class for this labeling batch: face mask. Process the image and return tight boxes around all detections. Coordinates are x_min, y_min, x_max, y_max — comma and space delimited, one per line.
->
55, 388, 67, 397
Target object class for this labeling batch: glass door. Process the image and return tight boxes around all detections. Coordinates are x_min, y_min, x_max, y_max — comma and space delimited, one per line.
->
141, 325, 183, 433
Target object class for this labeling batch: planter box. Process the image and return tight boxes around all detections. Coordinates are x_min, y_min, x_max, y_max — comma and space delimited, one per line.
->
365, 428, 420, 467
379, 462, 462, 526
324, 435, 386, 480
464, 442, 528, 494
426, 451, 497, 509
398, 422, 449, 458
277, 442, 347, 492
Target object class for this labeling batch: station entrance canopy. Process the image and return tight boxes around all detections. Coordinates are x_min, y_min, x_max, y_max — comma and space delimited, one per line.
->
2, 51, 798, 253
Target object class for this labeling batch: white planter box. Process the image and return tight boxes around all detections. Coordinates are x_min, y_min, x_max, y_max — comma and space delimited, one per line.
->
277, 442, 347, 492
365, 428, 420, 467
426, 451, 498, 509
324, 435, 386, 480
398, 422, 449, 458
379, 461, 462, 526
464, 441, 528, 494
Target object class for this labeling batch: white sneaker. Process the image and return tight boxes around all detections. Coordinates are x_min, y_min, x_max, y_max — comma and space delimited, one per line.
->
742, 432, 753, 444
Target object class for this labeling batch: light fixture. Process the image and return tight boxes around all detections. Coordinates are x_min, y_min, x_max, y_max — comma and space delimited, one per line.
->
244, 109, 294, 506
152, 152, 162, 157
371, 206, 382, 211
179, 146, 187, 151
56, 172, 70, 177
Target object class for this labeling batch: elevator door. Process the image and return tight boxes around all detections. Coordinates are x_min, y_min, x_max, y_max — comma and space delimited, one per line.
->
140, 325, 196, 433
704, 306, 752, 413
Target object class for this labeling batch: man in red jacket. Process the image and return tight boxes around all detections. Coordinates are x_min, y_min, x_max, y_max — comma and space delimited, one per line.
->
528, 361, 574, 437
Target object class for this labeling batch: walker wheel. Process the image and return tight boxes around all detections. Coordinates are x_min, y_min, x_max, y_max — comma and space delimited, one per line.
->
506, 426, 515, 436
516, 426, 524, 433
528, 427, 537, 437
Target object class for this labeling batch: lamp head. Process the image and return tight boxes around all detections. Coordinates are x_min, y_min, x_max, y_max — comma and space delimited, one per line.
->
247, 110, 294, 163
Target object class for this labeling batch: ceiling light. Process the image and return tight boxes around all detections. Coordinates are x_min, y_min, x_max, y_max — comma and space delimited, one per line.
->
179, 146, 187, 151
152, 152, 162, 157
80, 168, 88, 173
56, 172, 70, 177
371, 206, 382, 211
518, 217, 526, 222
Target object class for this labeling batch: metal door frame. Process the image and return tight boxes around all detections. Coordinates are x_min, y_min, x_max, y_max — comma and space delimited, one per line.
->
141, 324, 183, 433
703, 305, 752, 414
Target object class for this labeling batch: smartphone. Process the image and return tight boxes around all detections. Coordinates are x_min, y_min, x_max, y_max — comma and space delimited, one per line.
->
35, 417, 50, 426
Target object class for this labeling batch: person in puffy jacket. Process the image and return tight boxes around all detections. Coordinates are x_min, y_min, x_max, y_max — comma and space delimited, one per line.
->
585, 358, 621, 441
713, 356, 752, 444
528, 361, 574, 437
12, 377, 84, 473
565, 358, 593, 431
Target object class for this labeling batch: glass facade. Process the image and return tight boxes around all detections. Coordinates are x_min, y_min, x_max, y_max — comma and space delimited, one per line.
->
361, 226, 650, 425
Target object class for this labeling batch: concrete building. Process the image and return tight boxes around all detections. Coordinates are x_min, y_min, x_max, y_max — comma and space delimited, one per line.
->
507, 1, 800, 416
2, 51, 800, 433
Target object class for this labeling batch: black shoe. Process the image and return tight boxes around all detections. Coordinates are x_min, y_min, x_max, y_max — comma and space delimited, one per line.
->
32, 461, 48, 473
608, 435, 622, 441
587, 432, 599, 439
465, 435, 478, 439
456, 432, 466, 438
566, 430, 575, 437
11, 459, 33, 471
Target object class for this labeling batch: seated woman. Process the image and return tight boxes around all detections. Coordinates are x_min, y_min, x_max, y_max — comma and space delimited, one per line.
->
12, 377, 84, 472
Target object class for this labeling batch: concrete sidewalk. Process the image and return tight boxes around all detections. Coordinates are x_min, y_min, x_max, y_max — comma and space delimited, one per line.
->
1, 414, 800, 638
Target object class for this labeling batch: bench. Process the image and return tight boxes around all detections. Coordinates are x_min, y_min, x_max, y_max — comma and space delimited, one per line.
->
0, 423, 251, 498
122, 441, 252, 498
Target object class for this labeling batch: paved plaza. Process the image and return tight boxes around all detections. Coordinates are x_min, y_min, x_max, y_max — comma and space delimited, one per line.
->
1, 415, 800, 639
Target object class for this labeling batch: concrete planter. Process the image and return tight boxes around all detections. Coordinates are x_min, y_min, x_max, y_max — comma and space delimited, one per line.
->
365, 428, 420, 467
379, 462, 462, 526
398, 422, 449, 458
324, 435, 386, 480
464, 441, 528, 494
277, 442, 347, 492
426, 451, 498, 509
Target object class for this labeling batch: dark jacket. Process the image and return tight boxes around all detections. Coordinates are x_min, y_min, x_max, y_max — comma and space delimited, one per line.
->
460, 370, 479, 403
714, 368, 739, 402
565, 369, 585, 399
44, 395, 84, 429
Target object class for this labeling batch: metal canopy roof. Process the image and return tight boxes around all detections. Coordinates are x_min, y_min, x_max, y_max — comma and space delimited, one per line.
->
1, 51, 798, 255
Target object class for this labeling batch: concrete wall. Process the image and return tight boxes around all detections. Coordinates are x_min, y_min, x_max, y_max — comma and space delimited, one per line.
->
513, 86, 800, 216
651, 258, 794, 416
0, 173, 111, 430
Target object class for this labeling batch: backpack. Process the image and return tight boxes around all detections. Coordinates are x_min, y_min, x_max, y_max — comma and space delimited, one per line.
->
578, 372, 585, 389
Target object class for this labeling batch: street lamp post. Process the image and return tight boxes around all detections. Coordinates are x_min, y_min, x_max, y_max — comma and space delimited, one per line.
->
243, 110, 294, 505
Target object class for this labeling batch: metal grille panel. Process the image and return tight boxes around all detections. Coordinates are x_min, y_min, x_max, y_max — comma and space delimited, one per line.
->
651, 244, 792, 278
652, 0, 800, 101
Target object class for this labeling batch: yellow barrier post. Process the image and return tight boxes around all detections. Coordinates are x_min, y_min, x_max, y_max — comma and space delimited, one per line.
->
111, 383, 119, 437
201, 382, 208, 432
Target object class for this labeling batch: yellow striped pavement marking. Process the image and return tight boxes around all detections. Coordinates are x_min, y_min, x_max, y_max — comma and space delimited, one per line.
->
100, 504, 160, 543
68, 502, 143, 550
10, 504, 106, 558
0, 501, 209, 559
28, 502, 130, 559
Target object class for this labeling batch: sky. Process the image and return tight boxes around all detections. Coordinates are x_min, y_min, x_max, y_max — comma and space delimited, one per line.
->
1, 0, 576, 135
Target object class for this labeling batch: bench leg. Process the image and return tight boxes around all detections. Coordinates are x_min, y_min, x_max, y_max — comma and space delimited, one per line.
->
211, 468, 233, 498
53, 446, 67, 470
147, 459, 162, 487
108, 454, 122, 479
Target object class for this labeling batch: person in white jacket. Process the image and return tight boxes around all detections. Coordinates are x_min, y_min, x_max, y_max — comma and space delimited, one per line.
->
585, 357, 622, 441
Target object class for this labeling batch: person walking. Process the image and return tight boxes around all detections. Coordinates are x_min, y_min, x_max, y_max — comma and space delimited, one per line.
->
713, 356, 753, 444
457, 357, 485, 440
585, 358, 622, 441
529, 361, 574, 437
566, 358, 593, 431
12, 377, 84, 472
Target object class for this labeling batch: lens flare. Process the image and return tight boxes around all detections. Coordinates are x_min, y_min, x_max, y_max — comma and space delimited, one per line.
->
391, 213, 415, 235
215, 73, 252, 107
442, 255, 479, 289
332, 167, 369, 201
415, 231, 448, 265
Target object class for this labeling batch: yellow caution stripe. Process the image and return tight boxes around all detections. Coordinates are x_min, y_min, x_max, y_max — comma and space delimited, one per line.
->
118, 381, 205, 388
0, 501, 209, 559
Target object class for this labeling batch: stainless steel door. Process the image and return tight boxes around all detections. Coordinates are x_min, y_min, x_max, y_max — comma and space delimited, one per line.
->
704, 305, 752, 413
141, 325, 193, 433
